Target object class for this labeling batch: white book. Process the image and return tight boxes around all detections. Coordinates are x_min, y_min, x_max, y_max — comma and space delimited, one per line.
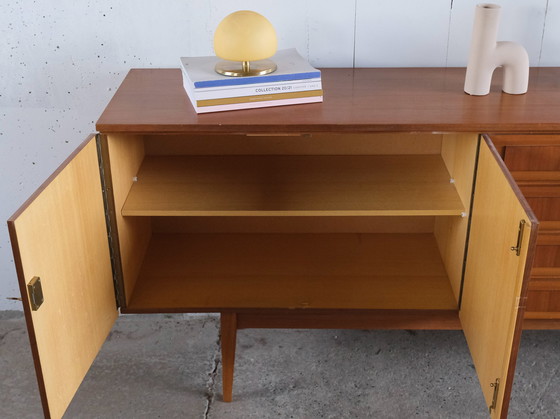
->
181, 67, 322, 101
194, 96, 323, 114
180, 48, 321, 89
182, 74, 323, 113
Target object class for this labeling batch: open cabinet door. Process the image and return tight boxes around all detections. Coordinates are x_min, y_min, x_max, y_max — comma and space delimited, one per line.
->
8, 135, 118, 419
461, 136, 538, 419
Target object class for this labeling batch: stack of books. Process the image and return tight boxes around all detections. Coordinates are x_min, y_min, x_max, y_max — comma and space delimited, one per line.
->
180, 48, 323, 113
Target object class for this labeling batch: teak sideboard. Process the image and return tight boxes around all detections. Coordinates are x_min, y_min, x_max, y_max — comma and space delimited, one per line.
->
8, 68, 560, 419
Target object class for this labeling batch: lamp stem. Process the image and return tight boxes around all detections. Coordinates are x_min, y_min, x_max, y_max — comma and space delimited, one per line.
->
242, 61, 250, 74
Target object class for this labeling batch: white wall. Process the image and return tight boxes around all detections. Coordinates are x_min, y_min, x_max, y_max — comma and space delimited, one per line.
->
0, 0, 558, 310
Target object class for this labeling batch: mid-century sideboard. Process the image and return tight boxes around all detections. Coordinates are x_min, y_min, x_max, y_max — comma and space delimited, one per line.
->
8, 67, 560, 419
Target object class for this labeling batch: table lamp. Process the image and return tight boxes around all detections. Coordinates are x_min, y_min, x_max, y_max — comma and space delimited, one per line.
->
214, 10, 278, 77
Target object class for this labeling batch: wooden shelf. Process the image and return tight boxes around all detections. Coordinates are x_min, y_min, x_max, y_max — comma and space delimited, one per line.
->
126, 233, 458, 312
122, 155, 464, 216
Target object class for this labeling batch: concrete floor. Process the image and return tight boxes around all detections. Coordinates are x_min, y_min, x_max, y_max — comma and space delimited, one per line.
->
0, 311, 558, 419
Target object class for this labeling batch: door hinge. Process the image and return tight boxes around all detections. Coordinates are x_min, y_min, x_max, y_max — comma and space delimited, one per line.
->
489, 378, 500, 413
510, 219, 526, 256
27, 276, 44, 311
96, 134, 123, 309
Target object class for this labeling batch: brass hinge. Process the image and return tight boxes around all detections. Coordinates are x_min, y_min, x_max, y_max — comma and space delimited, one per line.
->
27, 276, 44, 311
510, 219, 526, 256
96, 134, 123, 309
489, 378, 500, 413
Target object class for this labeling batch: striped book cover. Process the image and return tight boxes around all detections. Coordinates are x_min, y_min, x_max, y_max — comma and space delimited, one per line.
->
180, 48, 323, 113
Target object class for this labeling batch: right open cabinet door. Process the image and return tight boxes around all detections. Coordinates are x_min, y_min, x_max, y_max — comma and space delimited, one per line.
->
461, 135, 538, 418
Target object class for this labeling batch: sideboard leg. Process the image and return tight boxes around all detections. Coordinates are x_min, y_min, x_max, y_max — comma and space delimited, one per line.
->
220, 312, 237, 402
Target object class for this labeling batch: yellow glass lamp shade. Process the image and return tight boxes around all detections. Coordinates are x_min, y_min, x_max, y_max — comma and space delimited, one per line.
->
214, 11, 278, 77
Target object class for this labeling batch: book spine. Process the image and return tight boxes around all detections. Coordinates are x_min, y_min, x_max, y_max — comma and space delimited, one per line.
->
196, 89, 323, 107
182, 68, 321, 98
193, 71, 321, 88
182, 75, 199, 111
195, 96, 323, 114
192, 79, 322, 100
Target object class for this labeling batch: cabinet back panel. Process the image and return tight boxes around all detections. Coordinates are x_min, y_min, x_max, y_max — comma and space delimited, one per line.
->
143, 133, 442, 156
106, 134, 151, 306
151, 216, 435, 234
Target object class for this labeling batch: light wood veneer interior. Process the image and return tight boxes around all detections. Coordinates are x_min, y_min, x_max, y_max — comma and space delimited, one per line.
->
460, 140, 536, 416
109, 132, 478, 313
126, 233, 457, 311
106, 134, 151, 305
122, 154, 465, 216
9, 138, 118, 419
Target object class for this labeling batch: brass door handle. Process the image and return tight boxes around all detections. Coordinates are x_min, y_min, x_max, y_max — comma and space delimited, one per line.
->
27, 276, 44, 311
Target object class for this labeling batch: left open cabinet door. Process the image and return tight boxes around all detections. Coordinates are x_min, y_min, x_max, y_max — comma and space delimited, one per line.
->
8, 135, 118, 419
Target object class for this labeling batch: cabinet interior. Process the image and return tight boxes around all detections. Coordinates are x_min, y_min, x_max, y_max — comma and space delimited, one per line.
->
105, 132, 479, 312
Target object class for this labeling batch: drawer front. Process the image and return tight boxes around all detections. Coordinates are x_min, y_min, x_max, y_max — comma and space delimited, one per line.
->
526, 223, 560, 320
526, 290, 560, 318
536, 221, 560, 245
528, 244, 560, 318
497, 138, 560, 324
527, 264, 560, 315
526, 197, 560, 221
516, 176, 560, 198
504, 145, 560, 171
534, 245, 560, 267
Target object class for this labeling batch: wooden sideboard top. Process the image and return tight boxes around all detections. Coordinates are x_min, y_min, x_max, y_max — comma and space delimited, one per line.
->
96, 67, 560, 134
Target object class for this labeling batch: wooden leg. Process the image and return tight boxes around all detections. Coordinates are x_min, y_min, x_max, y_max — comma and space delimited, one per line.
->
220, 312, 237, 402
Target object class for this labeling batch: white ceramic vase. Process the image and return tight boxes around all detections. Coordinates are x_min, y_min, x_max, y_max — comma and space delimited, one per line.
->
464, 3, 529, 96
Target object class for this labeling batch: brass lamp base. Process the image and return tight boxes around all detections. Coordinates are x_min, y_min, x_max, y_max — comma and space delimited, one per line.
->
215, 59, 277, 77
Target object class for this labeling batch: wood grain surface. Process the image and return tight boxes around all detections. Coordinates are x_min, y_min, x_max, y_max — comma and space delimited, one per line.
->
8, 137, 117, 419
96, 68, 560, 134
105, 134, 151, 306
122, 154, 465, 216
127, 233, 457, 311
460, 138, 537, 418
